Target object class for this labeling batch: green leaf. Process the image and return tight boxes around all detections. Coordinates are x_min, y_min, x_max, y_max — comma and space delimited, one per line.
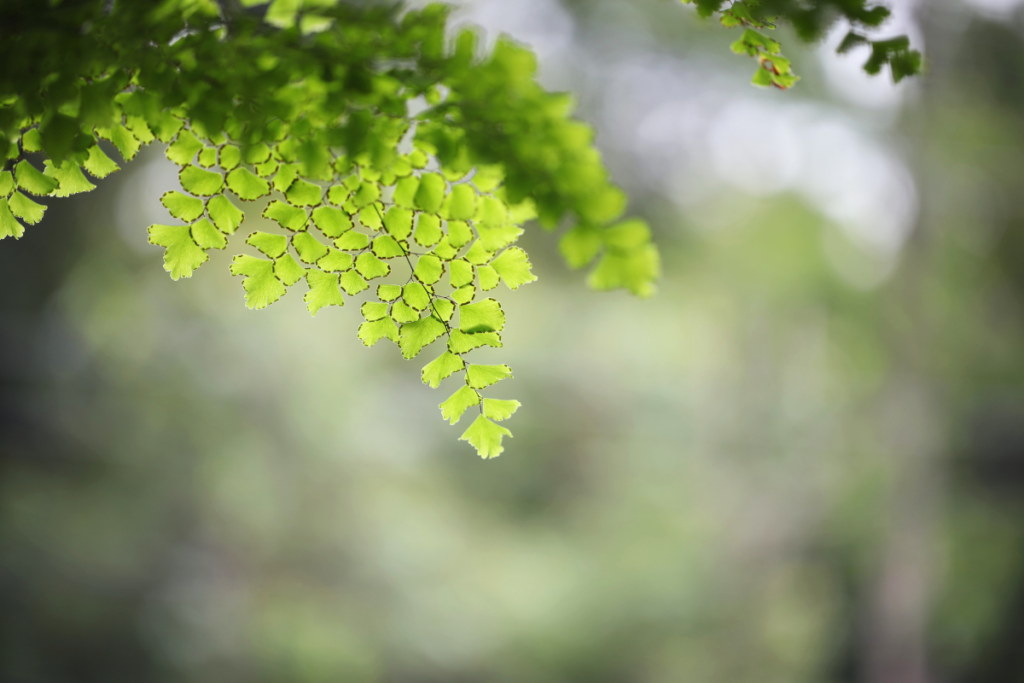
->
604, 218, 651, 250
148, 224, 208, 280
358, 316, 399, 346
274, 163, 301, 193
197, 147, 218, 168
83, 145, 120, 179
383, 206, 413, 240
311, 206, 352, 238
403, 282, 431, 311
393, 175, 419, 208
15, 161, 58, 196
588, 243, 660, 297
180, 165, 224, 196
355, 252, 391, 279
459, 298, 505, 333
448, 329, 502, 354
413, 213, 442, 248
464, 240, 494, 265
286, 179, 323, 207
459, 415, 511, 459
97, 123, 140, 161
43, 160, 96, 197
339, 270, 368, 295
361, 301, 389, 321
207, 195, 244, 234
161, 191, 205, 222
450, 259, 474, 288
421, 351, 465, 388
477, 224, 522, 252
560, 224, 603, 268
8, 192, 45, 225
431, 298, 455, 323
443, 184, 477, 220
475, 196, 508, 229
490, 247, 536, 290
431, 235, 458, 260
466, 364, 512, 389
21, 129, 42, 153
440, 386, 480, 424
352, 180, 381, 208
478, 264, 499, 291
483, 398, 520, 421
371, 235, 405, 258
317, 249, 354, 272
448, 220, 473, 248
451, 284, 475, 305
377, 284, 402, 302
305, 268, 346, 316
414, 254, 444, 284
263, 200, 308, 231
292, 231, 329, 264
414, 172, 446, 212
335, 230, 369, 251
166, 129, 203, 165
0, 198, 25, 240
399, 315, 447, 359
0, 171, 13, 197
275, 253, 307, 286
191, 218, 226, 249
358, 204, 384, 231
226, 167, 270, 201
243, 143, 271, 164
391, 300, 420, 324
246, 231, 289, 258
230, 254, 286, 309
219, 145, 242, 170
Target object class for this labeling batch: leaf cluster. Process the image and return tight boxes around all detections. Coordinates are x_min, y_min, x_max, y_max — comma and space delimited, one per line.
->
0, 0, 659, 458
683, 0, 923, 88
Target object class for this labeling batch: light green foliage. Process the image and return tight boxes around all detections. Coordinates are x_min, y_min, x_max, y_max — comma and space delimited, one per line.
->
459, 415, 511, 459
148, 224, 209, 280
0, 0, 662, 458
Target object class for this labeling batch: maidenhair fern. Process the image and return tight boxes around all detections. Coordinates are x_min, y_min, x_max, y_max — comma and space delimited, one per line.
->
0, 0, 915, 458
0, 0, 657, 458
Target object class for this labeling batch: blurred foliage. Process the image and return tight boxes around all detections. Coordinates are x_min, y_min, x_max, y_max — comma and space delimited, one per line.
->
682, 0, 922, 88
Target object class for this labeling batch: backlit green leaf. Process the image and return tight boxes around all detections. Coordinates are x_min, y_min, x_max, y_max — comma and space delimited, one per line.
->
162, 191, 205, 222
305, 269, 346, 316
483, 398, 520, 421
0, 198, 25, 240
191, 218, 226, 249
422, 351, 465, 388
207, 195, 244, 234
263, 200, 308, 231
440, 386, 480, 424
459, 415, 511, 459
227, 167, 270, 200
293, 231, 329, 264
8, 192, 46, 224
490, 247, 537, 290
15, 161, 58, 196
275, 253, 307, 286
149, 224, 208, 280
399, 315, 447, 359
180, 165, 224, 196
246, 231, 289, 258
459, 298, 504, 333
466, 364, 512, 389
230, 254, 286, 309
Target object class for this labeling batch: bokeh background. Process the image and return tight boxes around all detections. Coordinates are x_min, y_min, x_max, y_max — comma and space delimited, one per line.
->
4, 0, 1024, 681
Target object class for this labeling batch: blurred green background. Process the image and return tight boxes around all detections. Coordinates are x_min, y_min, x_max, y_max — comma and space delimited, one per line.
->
4, 0, 1024, 681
